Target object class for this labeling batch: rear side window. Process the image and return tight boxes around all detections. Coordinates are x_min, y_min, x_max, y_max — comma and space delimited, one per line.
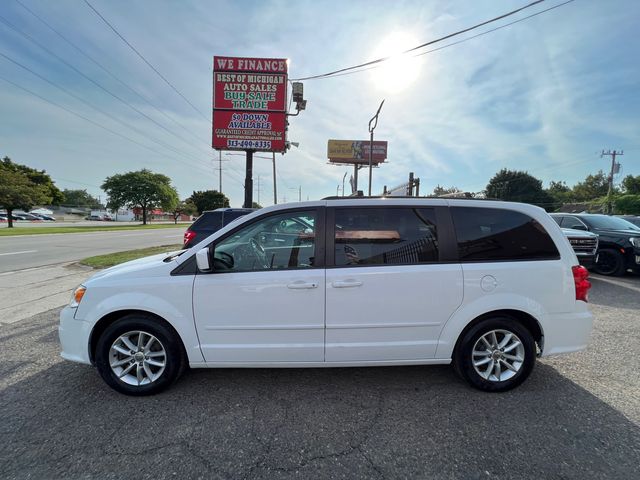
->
191, 212, 223, 231
223, 210, 251, 225
334, 207, 439, 266
451, 207, 559, 262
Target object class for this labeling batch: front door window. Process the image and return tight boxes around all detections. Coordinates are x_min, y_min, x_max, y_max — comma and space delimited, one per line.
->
213, 211, 316, 272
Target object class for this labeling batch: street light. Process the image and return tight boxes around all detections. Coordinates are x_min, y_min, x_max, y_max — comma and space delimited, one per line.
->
368, 99, 385, 196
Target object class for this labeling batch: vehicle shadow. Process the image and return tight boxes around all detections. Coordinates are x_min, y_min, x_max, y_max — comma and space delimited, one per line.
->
1, 313, 639, 480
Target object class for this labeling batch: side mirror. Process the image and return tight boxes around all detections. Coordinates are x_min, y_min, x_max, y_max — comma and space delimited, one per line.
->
195, 247, 211, 272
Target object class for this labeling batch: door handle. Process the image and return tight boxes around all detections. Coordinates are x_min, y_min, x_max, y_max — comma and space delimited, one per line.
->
287, 281, 318, 290
332, 279, 363, 288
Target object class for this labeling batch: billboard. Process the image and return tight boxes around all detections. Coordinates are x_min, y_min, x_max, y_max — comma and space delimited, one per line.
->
327, 140, 388, 165
213, 56, 288, 152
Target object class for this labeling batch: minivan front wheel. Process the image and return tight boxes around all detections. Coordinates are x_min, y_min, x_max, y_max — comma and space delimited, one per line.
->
454, 317, 536, 392
95, 314, 185, 395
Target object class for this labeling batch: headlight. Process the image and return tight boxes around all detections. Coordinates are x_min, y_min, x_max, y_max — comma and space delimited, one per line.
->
69, 286, 86, 308
630, 237, 640, 248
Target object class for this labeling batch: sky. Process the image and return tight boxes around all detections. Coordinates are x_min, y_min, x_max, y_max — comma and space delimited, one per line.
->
1, 0, 639, 207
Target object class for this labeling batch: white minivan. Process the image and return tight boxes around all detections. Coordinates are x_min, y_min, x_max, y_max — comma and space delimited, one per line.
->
59, 198, 593, 395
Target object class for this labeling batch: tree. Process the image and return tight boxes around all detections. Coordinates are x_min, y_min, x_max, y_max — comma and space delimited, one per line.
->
0, 157, 61, 228
621, 175, 640, 195
432, 185, 462, 196
485, 169, 554, 208
187, 190, 230, 215
102, 169, 179, 225
171, 200, 197, 224
0, 168, 51, 228
1, 156, 63, 205
571, 171, 610, 201
62, 189, 102, 209
614, 195, 640, 215
251, 202, 262, 209
545, 180, 572, 210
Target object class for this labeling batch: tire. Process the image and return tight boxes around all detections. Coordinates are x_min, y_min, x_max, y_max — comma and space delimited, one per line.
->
593, 248, 626, 276
453, 317, 536, 392
95, 314, 185, 396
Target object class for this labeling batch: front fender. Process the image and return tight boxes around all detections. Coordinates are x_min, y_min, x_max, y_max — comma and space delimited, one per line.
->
76, 276, 204, 364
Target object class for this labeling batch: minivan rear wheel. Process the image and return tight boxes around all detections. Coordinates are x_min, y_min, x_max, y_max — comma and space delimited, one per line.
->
95, 314, 185, 396
454, 317, 536, 392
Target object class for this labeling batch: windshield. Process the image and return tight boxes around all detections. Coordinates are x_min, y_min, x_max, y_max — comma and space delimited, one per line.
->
584, 215, 640, 231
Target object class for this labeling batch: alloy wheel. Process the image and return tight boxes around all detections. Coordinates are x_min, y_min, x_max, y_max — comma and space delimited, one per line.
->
108, 330, 166, 386
472, 329, 525, 382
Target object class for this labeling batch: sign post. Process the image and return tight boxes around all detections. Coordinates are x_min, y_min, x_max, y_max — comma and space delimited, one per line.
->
212, 56, 288, 207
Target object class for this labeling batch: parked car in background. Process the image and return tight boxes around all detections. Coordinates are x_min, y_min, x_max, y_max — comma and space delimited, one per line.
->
30, 212, 56, 221
551, 213, 640, 276
14, 212, 41, 221
562, 228, 598, 269
617, 215, 640, 228
183, 208, 255, 248
61, 199, 593, 395
0, 214, 7, 222
85, 215, 103, 221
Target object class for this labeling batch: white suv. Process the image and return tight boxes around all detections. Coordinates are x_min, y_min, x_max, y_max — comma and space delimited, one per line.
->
59, 198, 593, 395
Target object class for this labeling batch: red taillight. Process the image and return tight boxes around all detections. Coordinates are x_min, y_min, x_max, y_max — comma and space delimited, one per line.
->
572, 265, 591, 302
183, 230, 196, 245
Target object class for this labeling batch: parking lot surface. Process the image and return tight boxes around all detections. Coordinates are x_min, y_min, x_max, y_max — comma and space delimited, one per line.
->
1, 274, 639, 479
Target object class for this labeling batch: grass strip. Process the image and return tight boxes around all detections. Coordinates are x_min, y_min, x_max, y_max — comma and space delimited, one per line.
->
0, 223, 188, 236
79, 244, 183, 269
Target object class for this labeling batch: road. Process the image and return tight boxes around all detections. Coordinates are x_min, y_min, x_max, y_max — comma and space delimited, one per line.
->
0, 227, 185, 273
0, 274, 638, 479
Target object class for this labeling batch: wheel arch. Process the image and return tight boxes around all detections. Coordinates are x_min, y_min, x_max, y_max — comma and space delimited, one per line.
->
452, 309, 544, 359
88, 309, 188, 365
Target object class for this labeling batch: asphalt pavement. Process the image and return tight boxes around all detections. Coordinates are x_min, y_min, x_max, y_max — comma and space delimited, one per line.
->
0, 274, 638, 479
0, 227, 185, 273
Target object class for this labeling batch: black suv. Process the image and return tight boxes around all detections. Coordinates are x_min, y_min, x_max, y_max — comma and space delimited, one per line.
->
183, 208, 255, 248
551, 213, 640, 276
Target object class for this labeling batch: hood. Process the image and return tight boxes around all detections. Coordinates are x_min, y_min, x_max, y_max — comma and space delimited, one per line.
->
592, 228, 640, 236
84, 250, 181, 284
562, 228, 597, 238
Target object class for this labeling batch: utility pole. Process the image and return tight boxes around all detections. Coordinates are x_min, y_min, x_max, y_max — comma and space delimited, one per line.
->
601, 149, 623, 214
256, 175, 261, 205
298, 185, 302, 202
272, 152, 277, 205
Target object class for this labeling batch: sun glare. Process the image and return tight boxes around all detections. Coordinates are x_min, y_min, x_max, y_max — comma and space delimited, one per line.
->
370, 32, 421, 93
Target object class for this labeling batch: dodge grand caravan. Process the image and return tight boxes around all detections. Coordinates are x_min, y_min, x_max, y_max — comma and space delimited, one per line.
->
60, 198, 593, 395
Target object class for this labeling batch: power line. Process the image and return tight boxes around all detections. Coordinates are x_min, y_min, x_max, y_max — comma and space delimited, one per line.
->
0, 74, 216, 179
14, 0, 213, 152
83, 0, 210, 123
310, 0, 576, 81
0, 51, 213, 171
291, 0, 564, 81
0, 14, 212, 165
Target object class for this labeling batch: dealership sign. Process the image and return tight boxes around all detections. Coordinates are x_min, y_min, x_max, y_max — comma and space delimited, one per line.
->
213, 56, 288, 152
327, 140, 388, 165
